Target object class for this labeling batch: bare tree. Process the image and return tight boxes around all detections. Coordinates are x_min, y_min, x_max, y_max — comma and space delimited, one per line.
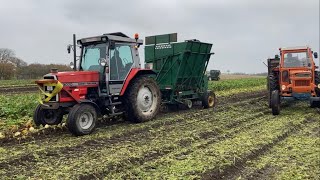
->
9, 57, 27, 67
0, 48, 15, 62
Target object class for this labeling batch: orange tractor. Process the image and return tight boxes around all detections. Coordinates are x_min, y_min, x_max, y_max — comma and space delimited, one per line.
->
267, 46, 320, 115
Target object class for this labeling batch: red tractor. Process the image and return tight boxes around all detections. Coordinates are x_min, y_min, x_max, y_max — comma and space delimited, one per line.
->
267, 46, 320, 115
34, 33, 161, 135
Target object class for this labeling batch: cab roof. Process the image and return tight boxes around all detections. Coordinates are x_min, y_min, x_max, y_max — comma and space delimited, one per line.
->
280, 46, 309, 51
78, 32, 143, 45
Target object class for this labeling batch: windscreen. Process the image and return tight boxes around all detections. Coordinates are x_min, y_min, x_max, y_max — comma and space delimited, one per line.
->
81, 43, 106, 71
283, 52, 311, 68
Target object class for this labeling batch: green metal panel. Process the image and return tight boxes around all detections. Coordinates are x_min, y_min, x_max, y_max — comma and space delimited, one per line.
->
145, 34, 213, 103
145, 33, 177, 45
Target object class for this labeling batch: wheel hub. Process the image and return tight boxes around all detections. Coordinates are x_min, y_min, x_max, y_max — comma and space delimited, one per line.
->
79, 112, 93, 129
137, 86, 153, 112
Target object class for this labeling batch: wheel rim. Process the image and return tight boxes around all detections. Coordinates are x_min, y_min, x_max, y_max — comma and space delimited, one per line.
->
137, 85, 156, 115
208, 96, 215, 107
79, 112, 94, 130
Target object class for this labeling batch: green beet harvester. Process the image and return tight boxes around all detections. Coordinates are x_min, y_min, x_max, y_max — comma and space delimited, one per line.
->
145, 33, 216, 109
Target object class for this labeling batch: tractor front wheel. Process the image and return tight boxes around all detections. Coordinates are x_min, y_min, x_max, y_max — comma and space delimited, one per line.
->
125, 76, 161, 123
271, 90, 280, 115
310, 99, 320, 108
33, 104, 63, 126
67, 104, 97, 136
202, 91, 216, 109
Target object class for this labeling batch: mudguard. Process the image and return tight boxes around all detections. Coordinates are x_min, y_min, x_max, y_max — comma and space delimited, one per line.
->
120, 68, 156, 96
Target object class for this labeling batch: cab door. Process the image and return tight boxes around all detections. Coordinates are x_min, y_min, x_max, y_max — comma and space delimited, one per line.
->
107, 43, 135, 95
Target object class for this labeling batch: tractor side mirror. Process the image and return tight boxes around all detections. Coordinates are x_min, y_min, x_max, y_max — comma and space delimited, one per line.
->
67, 45, 71, 54
99, 58, 108, 67
69, 62, 74, 69
314, 52, 318, 59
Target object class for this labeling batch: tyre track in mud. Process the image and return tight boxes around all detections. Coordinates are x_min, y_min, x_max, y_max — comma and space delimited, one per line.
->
243, 119, 320, 180
78, 108, 272, 179
0, 92, 268, 178
201, 116, 318, 180
0, 90, 267, 146
0, 97, 265, 172
0, 85, 37, 94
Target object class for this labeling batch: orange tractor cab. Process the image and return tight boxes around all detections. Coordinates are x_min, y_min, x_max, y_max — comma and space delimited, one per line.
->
268, 46, 320, 115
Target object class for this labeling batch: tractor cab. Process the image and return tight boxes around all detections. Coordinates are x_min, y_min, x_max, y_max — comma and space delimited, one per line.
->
76, 32, 143, 95
278, 46, 318, 97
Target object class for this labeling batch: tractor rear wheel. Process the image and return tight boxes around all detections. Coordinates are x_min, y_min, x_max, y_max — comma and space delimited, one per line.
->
125, 76, 161, 123
67, 104, 97, 136
33, 104, 63, 126
271, 90, 280, 115
315, 71, 320, 96
268, 74, 279, 108
202, 91, 216, 109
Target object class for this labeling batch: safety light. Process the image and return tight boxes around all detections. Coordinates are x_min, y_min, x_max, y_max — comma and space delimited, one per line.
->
134, 33, 139, 40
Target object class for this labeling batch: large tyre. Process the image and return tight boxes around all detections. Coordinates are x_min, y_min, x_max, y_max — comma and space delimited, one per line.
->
124, 76, 161, 123
315, 71, 320, 96
67, 104, 97, 136
271, 90, 280, 115
310, 98, 320, 108
268, 74, 279, 108
202, 91, 216, 109
33, 104, 63, 126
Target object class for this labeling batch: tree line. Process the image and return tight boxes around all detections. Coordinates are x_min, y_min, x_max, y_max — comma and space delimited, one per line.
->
0, 48, 72, 80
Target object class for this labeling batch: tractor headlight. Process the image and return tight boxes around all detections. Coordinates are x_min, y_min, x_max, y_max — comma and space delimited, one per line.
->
318, 84, 320, 89
281, 85, 286, 90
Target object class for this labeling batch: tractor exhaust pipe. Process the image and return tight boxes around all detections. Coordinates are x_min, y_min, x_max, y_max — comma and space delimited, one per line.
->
73, 34, 77, 71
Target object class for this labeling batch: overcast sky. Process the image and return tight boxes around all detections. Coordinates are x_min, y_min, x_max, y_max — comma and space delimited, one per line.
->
0, 0, 319, 73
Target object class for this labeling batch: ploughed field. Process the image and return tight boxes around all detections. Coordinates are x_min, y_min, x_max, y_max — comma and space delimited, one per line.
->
0, 77, 319, 179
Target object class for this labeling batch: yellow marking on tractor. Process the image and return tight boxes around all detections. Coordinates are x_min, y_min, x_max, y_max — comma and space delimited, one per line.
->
36, 80, 63, 104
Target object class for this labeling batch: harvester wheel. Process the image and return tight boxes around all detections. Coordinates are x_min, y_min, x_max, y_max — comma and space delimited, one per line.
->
185, 99, 193, 109
268, 74, 279, 108
67, 104, 97, 136
33, 104, 63, 126
202, 91, 216, 109
271, 90, 280, 115
315, 71, 320, 96
124, 76, 161, 123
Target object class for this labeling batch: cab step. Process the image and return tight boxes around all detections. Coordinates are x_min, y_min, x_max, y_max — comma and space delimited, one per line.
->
109, 112, 123, 116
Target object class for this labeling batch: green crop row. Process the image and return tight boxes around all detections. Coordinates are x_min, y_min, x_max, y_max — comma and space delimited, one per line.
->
0, 93, 38, 130
0, 79, 36, 87
208, 77, 266, 92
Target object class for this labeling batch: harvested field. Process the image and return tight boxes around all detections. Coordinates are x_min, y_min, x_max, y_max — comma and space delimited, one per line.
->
0, 77, 319, 179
